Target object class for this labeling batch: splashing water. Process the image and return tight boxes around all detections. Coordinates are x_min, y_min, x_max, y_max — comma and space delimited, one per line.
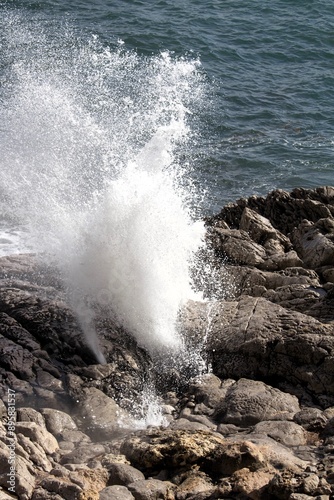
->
0, 10, 207, 364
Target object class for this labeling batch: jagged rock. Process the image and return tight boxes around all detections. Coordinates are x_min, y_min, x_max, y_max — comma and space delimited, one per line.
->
225, 265, 320, 296
68, 467, 109, 498
208, 186, 334, 234
231, 467, 274, 499
121, 429, 225, 472
211, 227, 267, 266
14, 421, 58, 454
0, 446, 35, 500
239, 207, 290, 248
290, 218, 334, 268
3, 188, 334, 499
0, 256, 153, 421
176, 473, 213, 500
262, 284, 326, 315
203, 439, 269, 477
16, 433, 53, 471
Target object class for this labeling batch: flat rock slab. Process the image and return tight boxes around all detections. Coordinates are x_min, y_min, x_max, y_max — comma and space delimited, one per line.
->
184, 295, 334, 406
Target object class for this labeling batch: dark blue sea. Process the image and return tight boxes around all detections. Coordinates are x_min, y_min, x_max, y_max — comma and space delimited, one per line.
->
1, 0, 334, 256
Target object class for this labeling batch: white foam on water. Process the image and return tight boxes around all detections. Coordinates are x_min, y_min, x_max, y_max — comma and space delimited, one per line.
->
0, 11, 207, 366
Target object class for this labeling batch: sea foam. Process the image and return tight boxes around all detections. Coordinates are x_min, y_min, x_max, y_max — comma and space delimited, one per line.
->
0, 11, 206, 364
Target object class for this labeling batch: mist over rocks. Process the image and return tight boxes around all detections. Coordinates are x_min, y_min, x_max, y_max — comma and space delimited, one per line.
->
2, 186, 334, 498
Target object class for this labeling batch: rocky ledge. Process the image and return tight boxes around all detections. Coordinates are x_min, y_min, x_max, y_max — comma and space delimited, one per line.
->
2, 186, 334, 499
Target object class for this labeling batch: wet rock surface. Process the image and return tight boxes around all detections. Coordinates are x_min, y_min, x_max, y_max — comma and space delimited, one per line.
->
2, 186, 334, 498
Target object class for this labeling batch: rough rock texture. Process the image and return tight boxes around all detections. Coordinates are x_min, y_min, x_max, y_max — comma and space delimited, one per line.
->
3, 187, 334, 499
214, 378, 300, 426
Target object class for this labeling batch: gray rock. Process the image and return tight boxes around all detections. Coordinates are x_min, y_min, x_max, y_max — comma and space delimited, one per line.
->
291, 218, 334, 268
17, 432, 53, 471
16, 407, 45, 427
180, 413, 217, 431
40, 408, 77, 438
187, 295, 334, 405
0, 446, 35, 500
302, 473, 320, 495
214, 379, 300, 426
59, 443, 106, 465
60, 429, 91, 444
14, 422, 58, 454
100, 485, 135, 500
127, 479, 175, 500
212, 227, 267, 266
176, 473, 213, 500
76, 387, 132, 440
188, 374, 234, 410
107, 463, 145, 486
239, 207, 289, 247
39, 477, 83, 500
168, 418, 213, 432
252, 420, 307, 447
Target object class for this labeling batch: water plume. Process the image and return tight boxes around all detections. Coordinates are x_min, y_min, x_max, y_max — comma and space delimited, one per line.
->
0, 9, 207, 364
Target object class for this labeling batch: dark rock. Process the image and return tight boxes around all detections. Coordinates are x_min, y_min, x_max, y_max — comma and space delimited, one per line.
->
294, 408, 328, 432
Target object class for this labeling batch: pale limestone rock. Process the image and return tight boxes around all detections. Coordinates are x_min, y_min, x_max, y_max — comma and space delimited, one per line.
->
14, 422, 58, 455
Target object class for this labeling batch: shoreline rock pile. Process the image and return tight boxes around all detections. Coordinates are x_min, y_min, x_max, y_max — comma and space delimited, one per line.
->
1, 186, 334, 499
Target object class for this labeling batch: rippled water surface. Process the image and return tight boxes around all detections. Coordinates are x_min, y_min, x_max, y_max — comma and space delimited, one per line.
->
1, 0, 334, 213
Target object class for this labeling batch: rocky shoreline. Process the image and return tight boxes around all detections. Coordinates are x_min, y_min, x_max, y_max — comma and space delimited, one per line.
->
2, 186, 334, 499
